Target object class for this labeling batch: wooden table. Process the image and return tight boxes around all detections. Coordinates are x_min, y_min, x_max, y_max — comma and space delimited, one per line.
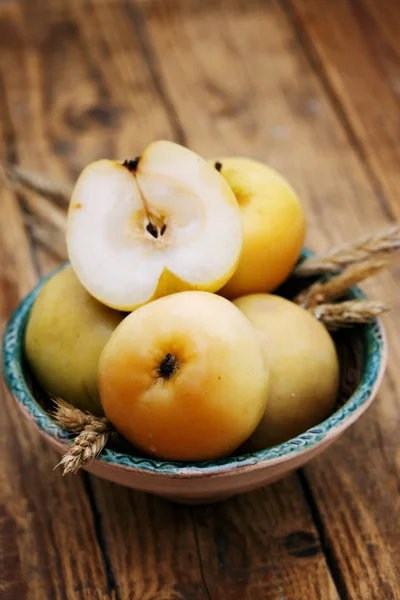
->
1, 1, 399, 598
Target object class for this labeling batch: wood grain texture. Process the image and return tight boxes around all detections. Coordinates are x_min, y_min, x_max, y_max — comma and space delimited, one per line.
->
0, 183, 109, 597
289, 0, 400, 222
191, 479, 338, 600
1, 0, 400, 598
90, 477, 339, 600
281, 1, 400, 596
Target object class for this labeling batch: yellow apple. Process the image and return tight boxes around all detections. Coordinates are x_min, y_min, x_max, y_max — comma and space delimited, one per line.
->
233, 294, 339, 448
67, 141, 243, 311
25, 266, 125, 415
211, 157, 306, 298
98, 291, 270, 461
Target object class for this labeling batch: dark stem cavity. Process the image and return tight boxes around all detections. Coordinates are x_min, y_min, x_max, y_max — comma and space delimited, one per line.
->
214, 161, 222, 172
123, 157, 140, 171
158, 353, 178, 380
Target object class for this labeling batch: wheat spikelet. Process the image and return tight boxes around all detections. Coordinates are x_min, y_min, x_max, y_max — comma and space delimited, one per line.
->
52, 398, 94, 433
295, 257, 389, 308
56, 421, 111, 475
52, 399, 112, 474
295, 225, 400, 276
309, 300, 389, 330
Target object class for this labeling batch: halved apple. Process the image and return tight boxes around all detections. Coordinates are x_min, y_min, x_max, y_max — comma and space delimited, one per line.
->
67, 141, 243, 310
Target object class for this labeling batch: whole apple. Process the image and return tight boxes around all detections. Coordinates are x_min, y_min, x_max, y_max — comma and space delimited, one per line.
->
212, 157, 306, 298
25, 266, 125, 415
98, 291, 270, 461
234, 294, 339, 448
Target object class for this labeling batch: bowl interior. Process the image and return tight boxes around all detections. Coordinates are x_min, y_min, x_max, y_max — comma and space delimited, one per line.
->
2, 256, 386, 476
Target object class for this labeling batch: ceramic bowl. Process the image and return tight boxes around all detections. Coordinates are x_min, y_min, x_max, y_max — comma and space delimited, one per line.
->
2, 259, 387, 504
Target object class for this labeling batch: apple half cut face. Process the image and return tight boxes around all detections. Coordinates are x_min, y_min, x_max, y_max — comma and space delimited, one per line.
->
67, 141, 243, 310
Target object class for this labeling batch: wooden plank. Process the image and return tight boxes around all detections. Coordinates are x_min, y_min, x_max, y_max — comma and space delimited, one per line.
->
137, 0, 400, 598
94, 477, 339, 600
288, 0, 400, 221
300, 407, 400, 600
0, 0, 176, 180
136, 0, 393, 243
192, 478, 339, 600
85, 483, 221, 600
0, 0, 343, 597
0, 167, 109, 597
281, 0, 400, 595
0, 3, 109, 599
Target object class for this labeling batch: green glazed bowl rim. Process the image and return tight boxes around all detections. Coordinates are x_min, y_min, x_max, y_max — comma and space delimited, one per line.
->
2, 255, 386, 476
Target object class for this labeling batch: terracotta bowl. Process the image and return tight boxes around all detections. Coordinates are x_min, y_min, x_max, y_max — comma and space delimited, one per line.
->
2, 256, 387, 504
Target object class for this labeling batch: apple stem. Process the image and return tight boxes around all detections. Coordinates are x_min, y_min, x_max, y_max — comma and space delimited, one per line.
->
122, 157, 140, 171
121, 156, 153, 222
123, 157, 168, 239
135, 175, 158, 232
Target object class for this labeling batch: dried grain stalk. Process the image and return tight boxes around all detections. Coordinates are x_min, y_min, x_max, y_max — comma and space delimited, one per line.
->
309, 300, 389, 330
295, 257, 390, 308
295, 225, 400, 276
52, 399, 112, 475
1, 163, 72, 206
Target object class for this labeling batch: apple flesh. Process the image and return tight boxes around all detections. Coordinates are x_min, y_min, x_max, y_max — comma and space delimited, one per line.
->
212, 157, 306, 298
98, 291, 270, 461
233, 294, 339, 448
67, 141, 243, 311
25, 266, 125, 415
